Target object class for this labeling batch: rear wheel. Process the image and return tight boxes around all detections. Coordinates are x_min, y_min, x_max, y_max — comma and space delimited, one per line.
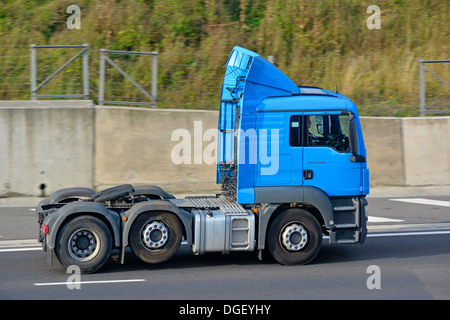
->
129, 212, 182, 264
55, 215, 112, 274
268, 208, 322, 265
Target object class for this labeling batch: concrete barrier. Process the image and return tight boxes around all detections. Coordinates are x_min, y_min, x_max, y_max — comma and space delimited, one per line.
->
0, 101, 449, 197
402, 117, 450, 186
360, 117, 404, 187
0, 100, 95, 197
361, 116, 450, 188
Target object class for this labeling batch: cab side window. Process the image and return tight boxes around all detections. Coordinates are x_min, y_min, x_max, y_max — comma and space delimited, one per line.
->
304, 114, 350, 153
290, 114, 350, 153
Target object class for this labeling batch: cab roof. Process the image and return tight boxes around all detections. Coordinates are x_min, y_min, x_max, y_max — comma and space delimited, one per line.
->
257, 87, 356, 113
221, 46, 356, 115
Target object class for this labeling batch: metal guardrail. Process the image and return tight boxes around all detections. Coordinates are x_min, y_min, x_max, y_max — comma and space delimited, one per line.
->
5, 44, 445, 114
98, 49, 158, 107
419, 59, 450, 116
29, 45, 158, 107
30, 44, 89, 100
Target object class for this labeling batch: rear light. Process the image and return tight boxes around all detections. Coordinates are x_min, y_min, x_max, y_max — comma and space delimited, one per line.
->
42, 224, 49, 235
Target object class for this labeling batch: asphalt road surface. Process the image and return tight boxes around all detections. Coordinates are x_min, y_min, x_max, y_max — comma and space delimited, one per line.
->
1, 194, 449, 303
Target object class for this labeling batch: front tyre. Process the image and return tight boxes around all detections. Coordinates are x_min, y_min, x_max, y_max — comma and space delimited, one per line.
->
55, 216, 112, 274
129, 212, 182, 264
268, 208, 322, 265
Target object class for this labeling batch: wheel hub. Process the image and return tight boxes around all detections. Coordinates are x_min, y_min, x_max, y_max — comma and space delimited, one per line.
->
281, 223, 308, 251
69, 229, 100, 261
142, 221, 169, 249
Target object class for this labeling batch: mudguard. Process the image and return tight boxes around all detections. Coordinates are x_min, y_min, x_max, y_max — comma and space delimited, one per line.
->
132, 185, 176, 199
44, 201, 121, 249
37, 187, 95, 211
121, 200, 192, 248
302, 186, 335, 228
255, 185, 334, 228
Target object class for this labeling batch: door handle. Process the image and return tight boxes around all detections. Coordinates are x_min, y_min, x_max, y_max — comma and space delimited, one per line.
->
303, 169, 313, 180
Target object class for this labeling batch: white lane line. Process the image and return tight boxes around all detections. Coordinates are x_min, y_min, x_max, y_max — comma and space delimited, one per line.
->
368, 216, 404, 223
0, 247, 42, 252
0, 239, 40, 247
390, 198, 450, 207
0, 239, 41, 252
368, 230, 450, 238
34, 279, 146, 286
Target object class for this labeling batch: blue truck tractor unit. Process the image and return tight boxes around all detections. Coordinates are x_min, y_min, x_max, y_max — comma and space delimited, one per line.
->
37, 46, 369, 273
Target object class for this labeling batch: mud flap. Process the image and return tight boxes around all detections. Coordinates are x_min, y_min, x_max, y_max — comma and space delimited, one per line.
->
47, 249, 53, 266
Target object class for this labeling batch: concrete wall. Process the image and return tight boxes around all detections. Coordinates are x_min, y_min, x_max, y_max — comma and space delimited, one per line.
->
360, 117, 405, 187
360, 116, 450, 188
0, 101, 94, 197
402, 117, 450, 186
0, 100, 449, 196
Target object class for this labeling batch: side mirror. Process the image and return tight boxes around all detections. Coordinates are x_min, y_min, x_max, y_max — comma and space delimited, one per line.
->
349, 118, 366, 162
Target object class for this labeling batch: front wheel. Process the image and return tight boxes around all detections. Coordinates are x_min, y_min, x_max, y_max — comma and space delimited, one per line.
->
55, 215, 112, 274
268, 208, 322, 265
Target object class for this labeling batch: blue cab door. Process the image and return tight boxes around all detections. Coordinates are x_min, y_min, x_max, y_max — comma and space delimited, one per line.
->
302, 112, 362, 196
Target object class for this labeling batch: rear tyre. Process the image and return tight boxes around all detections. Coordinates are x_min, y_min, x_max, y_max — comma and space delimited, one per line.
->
268, 208, 322, 265
129, 212, 182, 264
55, 215, 112, 274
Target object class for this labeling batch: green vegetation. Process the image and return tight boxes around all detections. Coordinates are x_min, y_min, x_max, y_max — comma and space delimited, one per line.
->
0, 0, 449, 116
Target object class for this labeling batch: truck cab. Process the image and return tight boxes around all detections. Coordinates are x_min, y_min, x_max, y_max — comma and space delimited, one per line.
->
217, 46, 369, 246
218, 47, 369, 202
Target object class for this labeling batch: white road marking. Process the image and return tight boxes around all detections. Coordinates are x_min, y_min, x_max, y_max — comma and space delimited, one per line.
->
0, 247, 42, 252
368, 230, 450, 238
0, 239, 40, 248
390, 198, 450, 207
368, 216, 404, 223
34, 279, 146, 286
0, 239, 41, 252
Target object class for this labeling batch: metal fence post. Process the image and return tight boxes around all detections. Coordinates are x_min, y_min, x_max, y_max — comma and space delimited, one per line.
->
419, 59, 425, 117
98, 49, 105, 106
30, 44, 37, 100
152, 53, 158, 106
83, 44, 89, 99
